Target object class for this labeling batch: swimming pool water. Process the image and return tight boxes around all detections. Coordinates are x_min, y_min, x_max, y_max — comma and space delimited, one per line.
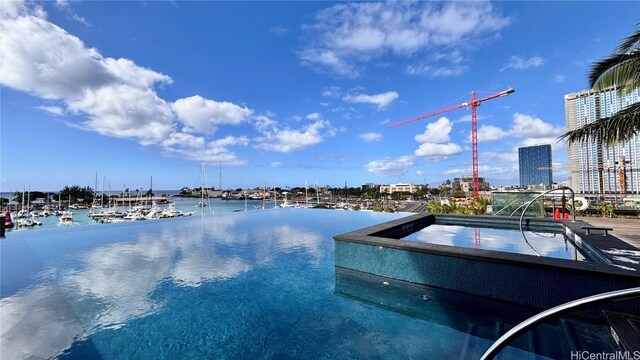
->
401, 224, 582, 260
1, 209, 578, 359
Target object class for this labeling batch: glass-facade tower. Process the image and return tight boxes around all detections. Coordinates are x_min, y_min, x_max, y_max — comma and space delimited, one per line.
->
565, 87, 640, 195
518, 144, 553, 188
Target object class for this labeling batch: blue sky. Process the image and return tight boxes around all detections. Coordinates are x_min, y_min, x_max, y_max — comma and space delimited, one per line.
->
1, 1, 639, 192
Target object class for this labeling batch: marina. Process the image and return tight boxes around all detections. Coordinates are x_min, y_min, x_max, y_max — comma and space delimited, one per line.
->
1, 1, 640, 359
0, 195, 268, 233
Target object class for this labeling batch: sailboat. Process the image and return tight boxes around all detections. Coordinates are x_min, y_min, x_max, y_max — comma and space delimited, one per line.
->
59, 195, 74, 225
195, 161, 212, 213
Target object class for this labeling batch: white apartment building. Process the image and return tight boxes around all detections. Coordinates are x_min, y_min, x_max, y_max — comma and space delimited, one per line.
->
379, 183, 417, 194
565, 87, 640, 195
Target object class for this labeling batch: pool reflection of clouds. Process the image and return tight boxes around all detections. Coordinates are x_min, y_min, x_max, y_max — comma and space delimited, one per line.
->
413, 225, 573, 259
0, 284, 85, 360
1, 213, 326, 360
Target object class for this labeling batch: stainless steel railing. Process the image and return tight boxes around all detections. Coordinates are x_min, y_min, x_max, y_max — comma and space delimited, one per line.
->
513, 186, 576, 221
508, 187, 576, 257
480, 287, 640, 360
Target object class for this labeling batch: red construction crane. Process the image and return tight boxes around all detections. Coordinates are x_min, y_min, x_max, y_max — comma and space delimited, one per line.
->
389, 88, 515, 198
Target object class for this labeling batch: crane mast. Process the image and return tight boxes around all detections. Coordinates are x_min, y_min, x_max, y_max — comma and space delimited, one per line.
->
390, 88, 515, 198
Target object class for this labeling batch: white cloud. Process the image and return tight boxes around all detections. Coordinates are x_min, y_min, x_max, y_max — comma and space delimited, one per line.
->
483, 150, 518, 164
103, 58, 172, 89
161, 133, 249, 165
414, 117, 452, 143
342, 91, 399, 109
414, 142, 462, 160
359, 132, 383, 142
518, 137, 562, 148
463, 113, 563, 147
254, 115, 336, 153
0, 5, 256, 165
1, 15, 114, 100
475, 124, 509, 142
509, 113, 564, 138
322, 86, 342, 98
553, 74, 565, 83
299, 2, 510, 77
405, 64, 469, 77
406, 51, 469, 77
67, 84, 174, 145
306, 112, 321, 120
366, 155, 415, 177
0, 8, 177, 146
444, 165, 509, 176
501, 55, 545, 72
37, 105, 65, 116
172, 95, 252, 134
161, 132, 205, 150
270, 26, 288, 36
1, 0, 32, 20
298, 48, 357, 77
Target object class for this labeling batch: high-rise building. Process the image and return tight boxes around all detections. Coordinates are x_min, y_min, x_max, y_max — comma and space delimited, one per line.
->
565, 87, 640, 195
518, 144, 553, 188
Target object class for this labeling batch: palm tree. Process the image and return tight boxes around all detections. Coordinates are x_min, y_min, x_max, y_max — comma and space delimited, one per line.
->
561, 23, 640, 145
598, 202, 614, 218
426, 200, 443, 214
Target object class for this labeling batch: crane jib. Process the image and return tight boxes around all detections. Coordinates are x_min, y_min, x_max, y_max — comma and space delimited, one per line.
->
389, 88, 515, 198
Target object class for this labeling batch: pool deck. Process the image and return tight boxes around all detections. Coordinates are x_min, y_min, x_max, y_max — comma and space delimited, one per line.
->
579, 217, 640, 248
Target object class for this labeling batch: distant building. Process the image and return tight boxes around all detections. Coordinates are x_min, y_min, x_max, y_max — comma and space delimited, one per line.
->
565, 87, 640, 195
452, 176, 489, 194
379, 183, 417, 194
518, 144, 553, 189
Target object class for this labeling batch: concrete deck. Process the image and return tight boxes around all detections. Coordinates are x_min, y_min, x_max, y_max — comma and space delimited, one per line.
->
578, 217, 640, 248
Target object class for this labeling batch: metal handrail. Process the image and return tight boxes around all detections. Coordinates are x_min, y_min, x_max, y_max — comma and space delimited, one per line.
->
480, 287, 640, 360
513, 186, 576, 221
519, 187, 576, 234
511, 187, 576, 257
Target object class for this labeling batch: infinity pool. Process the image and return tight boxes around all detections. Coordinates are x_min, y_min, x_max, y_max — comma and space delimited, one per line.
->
0, 210, 609, 359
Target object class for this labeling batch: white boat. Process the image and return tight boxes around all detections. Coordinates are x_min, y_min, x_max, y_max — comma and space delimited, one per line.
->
196, 200, 207, 207
122, 211, 146, 221
88, 206, 125, 220
279, 192, 297, 208
279, 200, 297, 208
59, 196, 75, 225
17, 218, 42, 227
59, 211, 74, 225
160, 203, 193, 218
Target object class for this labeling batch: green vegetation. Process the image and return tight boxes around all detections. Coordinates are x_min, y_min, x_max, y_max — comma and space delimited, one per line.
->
425, 197, 491, 216
58, 185, 95, 204
598, 202, 615, 218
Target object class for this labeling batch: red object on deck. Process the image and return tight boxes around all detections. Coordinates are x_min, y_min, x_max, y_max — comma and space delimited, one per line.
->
563, 213, 570, 221
3, 210, 14, 229
554, 208, 560, 220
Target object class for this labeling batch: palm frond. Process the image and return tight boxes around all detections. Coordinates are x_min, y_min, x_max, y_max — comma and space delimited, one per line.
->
615, 25, 640, 54
560, 102, 640, 145
589, 52, 640, 91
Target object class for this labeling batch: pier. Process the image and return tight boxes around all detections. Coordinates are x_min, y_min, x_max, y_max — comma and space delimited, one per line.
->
112, 196, 170, 205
